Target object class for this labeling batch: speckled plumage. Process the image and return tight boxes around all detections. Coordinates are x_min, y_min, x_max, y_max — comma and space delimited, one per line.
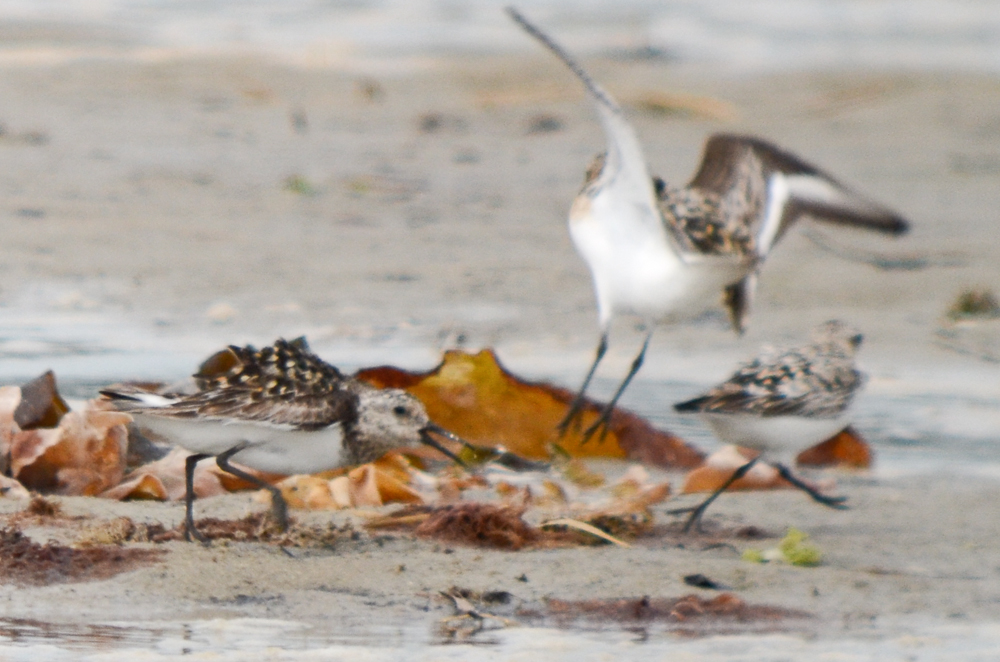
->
104, 338, 445, 466
177, 337, 355, 432
102, 338, 464, 541
675, 321, 865, 420
674, 321, 861, 529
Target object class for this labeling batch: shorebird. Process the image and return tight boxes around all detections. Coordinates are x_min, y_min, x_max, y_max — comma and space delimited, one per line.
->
102, 337, 465, 543
674, 320, 864, 531
507, 8, 908, 442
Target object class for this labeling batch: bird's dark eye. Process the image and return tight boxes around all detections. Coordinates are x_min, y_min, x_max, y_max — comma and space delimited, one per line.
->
393, 405, 408, 417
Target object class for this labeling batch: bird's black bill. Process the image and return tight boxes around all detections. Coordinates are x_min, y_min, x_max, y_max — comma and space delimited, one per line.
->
420, 424, 469, 468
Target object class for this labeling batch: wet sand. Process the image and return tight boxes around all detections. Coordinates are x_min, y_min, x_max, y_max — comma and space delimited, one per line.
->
1, 45, 1000, 658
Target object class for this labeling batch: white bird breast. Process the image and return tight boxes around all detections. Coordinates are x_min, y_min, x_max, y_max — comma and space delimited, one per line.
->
133, 413, 347, 475
570, 190, 747, 325
701, 412, 849, 458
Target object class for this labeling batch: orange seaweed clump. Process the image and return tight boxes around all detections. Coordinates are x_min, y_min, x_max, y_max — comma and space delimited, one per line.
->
796, 426, 873, 468
356, 349, 703, 469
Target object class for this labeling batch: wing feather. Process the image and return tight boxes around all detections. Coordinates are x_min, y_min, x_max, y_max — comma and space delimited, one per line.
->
690, 134, 909, 256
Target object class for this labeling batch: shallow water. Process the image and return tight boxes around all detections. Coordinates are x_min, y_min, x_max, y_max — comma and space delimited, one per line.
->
2, 615, 1000, 661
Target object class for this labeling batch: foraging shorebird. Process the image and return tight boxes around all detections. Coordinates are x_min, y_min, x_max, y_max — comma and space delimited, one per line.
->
674, 320, 864, 531
102, 337, 464, 543
507, 8, 908, 442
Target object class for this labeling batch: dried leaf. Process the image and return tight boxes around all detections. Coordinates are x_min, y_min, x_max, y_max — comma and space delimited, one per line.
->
101, 473, 168, 501
12, 409, 131, 496
622, 481, 672, 510
214, 465, 285, 493
100, 447, 227, 501
329, 476, 353, 508
541, 518, 631, 547
682, 446, 790, 494
268, 475, 336, 510
348, 464, 385, 507
356, 349, 702, 468
0, 476, 30, 500
14, 371, 70, 430
0, 385, 21, 475
272, 459, 426, 511
369, 466, 425, 505
796, 426, 873, 468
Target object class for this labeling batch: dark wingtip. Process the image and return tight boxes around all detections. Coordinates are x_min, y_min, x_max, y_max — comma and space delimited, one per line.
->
673, 396, 709, 413
886, 214, 910, 236
98, 389, 140, 402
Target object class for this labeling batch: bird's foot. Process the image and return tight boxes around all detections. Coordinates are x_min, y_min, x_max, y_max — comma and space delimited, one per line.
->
681, 458, 760, 533
555, 402, 586, 438
774, 463, 849, 510
579, 414, 612, 445
577, 401, 617, 444
184, 520, 211, 545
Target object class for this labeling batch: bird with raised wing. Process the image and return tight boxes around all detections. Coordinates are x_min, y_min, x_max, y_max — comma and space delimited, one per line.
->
507, 7, 908, 442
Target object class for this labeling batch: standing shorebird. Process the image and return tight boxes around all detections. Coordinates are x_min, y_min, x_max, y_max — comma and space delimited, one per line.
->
102, 337, 464, 543
674, 320, 864, 531
507, 8, 908, 442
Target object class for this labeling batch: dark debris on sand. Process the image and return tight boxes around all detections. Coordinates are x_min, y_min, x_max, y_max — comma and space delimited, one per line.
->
434, 588, 810, 638
0, 528, 163, 586
147, 513, 356, 548
416, 504, 542, 550
527, 593, 810, 634
407, 503, 581, 551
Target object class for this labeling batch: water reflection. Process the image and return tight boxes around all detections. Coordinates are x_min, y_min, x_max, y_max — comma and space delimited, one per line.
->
0, 618, 163, 650
0, 616, 998, 661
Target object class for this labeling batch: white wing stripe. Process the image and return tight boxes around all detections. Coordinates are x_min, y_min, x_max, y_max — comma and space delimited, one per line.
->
757, 173, 790, 258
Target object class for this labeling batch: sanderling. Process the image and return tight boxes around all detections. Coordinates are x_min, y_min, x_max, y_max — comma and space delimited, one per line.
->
674, 320, 864, 531
507, 8, 907, 442
102, 337, 464, 543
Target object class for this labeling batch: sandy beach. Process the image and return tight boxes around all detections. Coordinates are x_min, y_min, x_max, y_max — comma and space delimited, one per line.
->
1, 13, 1000, 659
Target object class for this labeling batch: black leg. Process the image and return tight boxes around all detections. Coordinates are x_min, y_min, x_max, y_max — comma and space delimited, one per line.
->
556, 333, 608, 437
215, 443, 290, 532
581, 332, 652, 444
773, 463, 849, 509
184, 453, 211, 544
681, 458, 759, 534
